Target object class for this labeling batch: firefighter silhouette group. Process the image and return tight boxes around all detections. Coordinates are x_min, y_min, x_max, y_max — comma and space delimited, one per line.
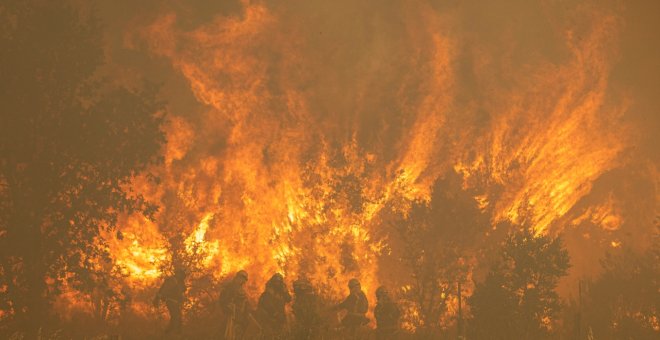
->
153, 269, 400, 339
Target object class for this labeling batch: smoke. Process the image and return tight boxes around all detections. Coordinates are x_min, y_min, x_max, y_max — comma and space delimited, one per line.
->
94, 0, 657, 308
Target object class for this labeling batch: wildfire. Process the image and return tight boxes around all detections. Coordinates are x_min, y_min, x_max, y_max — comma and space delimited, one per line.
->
108, 216, 168, 283
454, 10, 629, 235
184, 213, 220, 268
100, 0, 635, 331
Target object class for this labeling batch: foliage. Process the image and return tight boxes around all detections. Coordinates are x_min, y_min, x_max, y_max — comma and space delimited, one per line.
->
582, 236, 659, 339
392, 171, 488, 332
468, 228, 570, 339
0, 0, 165, 333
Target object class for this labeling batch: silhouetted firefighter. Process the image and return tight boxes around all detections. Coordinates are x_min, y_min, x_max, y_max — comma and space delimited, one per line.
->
256, 273, 292, 338
153, 268, 186, 334
292, 278, 321, 339
374, 286, 400, 340
219, 270, 250, 339
334, 278, 370, 337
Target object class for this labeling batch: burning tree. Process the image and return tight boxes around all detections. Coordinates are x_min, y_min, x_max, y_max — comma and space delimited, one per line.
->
0, 0, 164, 335
390, 171, 488, 334
468, 228, 570, 339
0, 0, 655, 338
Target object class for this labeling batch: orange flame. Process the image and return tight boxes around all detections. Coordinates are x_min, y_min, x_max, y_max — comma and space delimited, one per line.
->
102, 1, 636, 330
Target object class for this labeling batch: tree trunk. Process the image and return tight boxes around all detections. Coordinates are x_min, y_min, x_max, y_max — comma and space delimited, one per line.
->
8, 172, 49, 336
23, 241, 47, 337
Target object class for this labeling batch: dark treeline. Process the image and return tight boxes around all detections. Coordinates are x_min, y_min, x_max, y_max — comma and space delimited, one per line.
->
0, 1, 658, 340
0, 0, 164, 337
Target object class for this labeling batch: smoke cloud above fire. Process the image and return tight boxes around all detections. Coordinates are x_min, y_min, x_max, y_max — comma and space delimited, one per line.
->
92, 0, 658, 320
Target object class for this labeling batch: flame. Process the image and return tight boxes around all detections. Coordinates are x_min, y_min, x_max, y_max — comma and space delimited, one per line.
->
571, 192, 623, 231
184, 213, 220, 267
85, 1, 640, 331
109, 216, 169, 283
455, 11, 629, 235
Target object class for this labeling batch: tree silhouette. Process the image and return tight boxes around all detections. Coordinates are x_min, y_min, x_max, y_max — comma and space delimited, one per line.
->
391, 171, 488, 334
581, 236, 659, 339
0, 0, 164, 334
468, 228, 570, 339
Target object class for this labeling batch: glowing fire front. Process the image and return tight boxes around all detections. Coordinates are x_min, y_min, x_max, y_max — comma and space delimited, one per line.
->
96, 0, 638, 332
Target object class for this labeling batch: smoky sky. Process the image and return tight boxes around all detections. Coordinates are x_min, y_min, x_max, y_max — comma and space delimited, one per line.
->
95, 0, 659, 156
91, 0, 659, 296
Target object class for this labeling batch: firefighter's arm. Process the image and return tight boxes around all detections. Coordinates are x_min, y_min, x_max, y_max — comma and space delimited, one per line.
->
334, 295, 352, 311
283, 290, 292, 303
392, 305, 401, 320
152, 279, 169, 307
152, 291, 162, 307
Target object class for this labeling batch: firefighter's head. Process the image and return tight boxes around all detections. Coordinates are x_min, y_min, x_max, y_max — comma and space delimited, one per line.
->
234, 270, 248, 285
348, 278, 361, 293
293, 278, 313, 295
376, 286, 389, 301
267, 272, 285, 290
271, 272, 284, 283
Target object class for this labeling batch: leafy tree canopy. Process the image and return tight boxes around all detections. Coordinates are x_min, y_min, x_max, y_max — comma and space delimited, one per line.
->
0, 0, 165, 332
469, 228, 570, 339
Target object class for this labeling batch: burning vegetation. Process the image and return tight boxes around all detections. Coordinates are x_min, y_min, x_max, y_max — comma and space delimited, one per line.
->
0, 0, 658, 339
